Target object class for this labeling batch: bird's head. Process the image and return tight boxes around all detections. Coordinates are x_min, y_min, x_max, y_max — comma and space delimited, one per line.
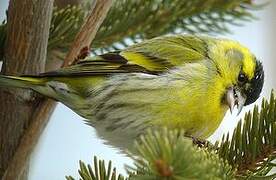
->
209, 39, 264, 114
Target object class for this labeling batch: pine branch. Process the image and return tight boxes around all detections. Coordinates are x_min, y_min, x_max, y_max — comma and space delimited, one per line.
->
0, 0, 262, 60
48, 5, 85, 50
126, 128, 234, 179
47, 0, 260, 54
63, 0, 113, 66
68, 129, 234, 180
214, 91, 276, 179
92, 0, 261, 53
65, 157, 126, 180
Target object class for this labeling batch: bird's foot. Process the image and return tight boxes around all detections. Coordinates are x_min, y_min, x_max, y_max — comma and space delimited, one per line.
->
191, 137, 209, 148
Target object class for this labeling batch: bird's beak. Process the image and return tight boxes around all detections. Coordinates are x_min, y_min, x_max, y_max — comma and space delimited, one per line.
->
226, 86, 246, 115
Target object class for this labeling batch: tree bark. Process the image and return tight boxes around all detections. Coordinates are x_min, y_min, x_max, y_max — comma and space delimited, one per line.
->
0, 0, 113, 179
0, 0, 54, 179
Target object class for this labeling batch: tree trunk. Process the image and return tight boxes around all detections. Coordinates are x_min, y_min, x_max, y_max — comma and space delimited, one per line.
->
0, 0, 54, 179
0, 0, 113, 179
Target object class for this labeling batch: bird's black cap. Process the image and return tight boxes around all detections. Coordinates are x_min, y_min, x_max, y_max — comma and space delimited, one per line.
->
244, 61, 264, 105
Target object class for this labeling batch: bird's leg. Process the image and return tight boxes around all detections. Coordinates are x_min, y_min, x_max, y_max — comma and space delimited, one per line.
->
191, 137, 209, 148
184, 134, 210, 148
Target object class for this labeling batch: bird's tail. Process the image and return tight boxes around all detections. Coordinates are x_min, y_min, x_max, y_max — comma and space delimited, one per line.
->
0, 75, 44, 89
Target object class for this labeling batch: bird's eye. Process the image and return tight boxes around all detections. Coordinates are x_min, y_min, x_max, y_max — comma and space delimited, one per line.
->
238, 73, 247, 83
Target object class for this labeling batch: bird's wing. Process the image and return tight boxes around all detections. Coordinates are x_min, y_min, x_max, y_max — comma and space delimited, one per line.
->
38, 35, 208, 77
121, 35, 208, 71
38, 52, 153, 77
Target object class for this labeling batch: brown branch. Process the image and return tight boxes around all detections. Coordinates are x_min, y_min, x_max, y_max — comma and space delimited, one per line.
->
2, 99, 56, 180
0, 0, 54, 179
1, 0, 113, 179
236, 146, 276, 176
63, 0, 113, 67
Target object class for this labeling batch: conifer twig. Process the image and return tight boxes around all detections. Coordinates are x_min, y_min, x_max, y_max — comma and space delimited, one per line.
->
214, 91, 276, 178
62, 0, 113, 67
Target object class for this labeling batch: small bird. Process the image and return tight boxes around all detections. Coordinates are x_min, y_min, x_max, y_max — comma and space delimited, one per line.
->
0, 35, 264, 149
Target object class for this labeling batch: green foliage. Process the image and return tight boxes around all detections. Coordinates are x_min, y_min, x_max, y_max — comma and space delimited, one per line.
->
68, 129, 235, 180
92, 0, 260, 53
65, 157, 126, 180
48, 5, 85, 50
126, 128, 234, 180
214, 91, 276, 179
0, 0, 261, 58
46, 0, 261, 54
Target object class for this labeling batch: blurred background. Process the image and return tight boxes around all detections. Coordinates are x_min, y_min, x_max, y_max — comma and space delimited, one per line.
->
0, 0, 275, 179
